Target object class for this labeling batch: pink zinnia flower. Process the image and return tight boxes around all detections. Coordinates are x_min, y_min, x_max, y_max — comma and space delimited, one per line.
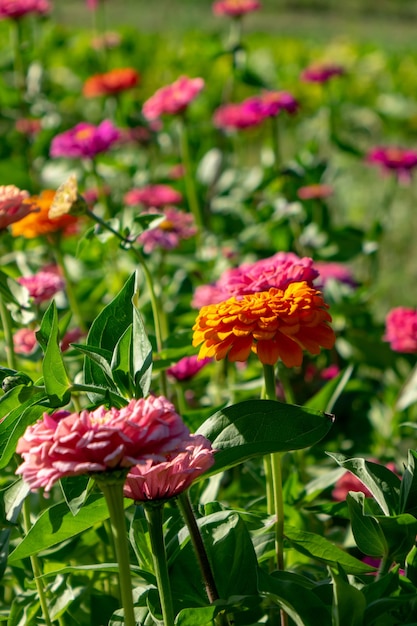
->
16, 396, 191, 492
212, 0, 261, 17
0, 185, 36, 230
0, 0, 50, 19
367, 146, 417, 184
314, 261, 357, 288
124, 184, 183, 208
384, 307, 417, 353
213, 101, 264, 131
18, 268, 65, 304
123, 434, 215, 502
332, 471, 372, 502
137, 207, 197, 253
15, 118, 42, 136
245, 91, 299, 117
167, 355, 212, 381
13, 328, 38, 355
61, 327, 84, 352
142, 75, 205, 121
297, 184, 334, 200
50, 120, 121, 160
301, 63, 345, 83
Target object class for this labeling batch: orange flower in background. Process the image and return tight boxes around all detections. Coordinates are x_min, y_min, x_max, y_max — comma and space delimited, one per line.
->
83, 67, 140, 98
192, 281, 335, 367
10, 190, 79, 238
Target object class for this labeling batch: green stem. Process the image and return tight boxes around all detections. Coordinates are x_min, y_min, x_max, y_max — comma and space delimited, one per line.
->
144, 503, 175, 626
0, 294, 18, 370
178, 116, 204, 235
95, 476, 136, 626
52, 237, 87, 333
271, 116, 281, 173
22, 498, 54, 626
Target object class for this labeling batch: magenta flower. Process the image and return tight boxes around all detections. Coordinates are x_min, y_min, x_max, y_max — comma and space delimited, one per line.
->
0, 185, 37, 230
384, 307, 417, 353
297, 184, 334, 200
367, 146, 417, 184
0, 0, 50, 19
13, 328, 38, 355
212, 0, 261, 17
167, 355, 212, 381
61, 327, 84, 352
123, 434, 215, 502
124, 184, 183, 208
314, 261, 357, 288
137, 207, 197, 254
245, 91, 299, 117
18, 267, 65, 304
213, 101, 264, 131
50, 120, 121, 160
300, 62, 345, 83
16, 396, 191, 492
142, 75, 205, 121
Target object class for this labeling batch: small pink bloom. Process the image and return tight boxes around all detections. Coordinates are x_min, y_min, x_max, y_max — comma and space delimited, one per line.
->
367, 146, 417, 184
332, 472, 372, 502
384, 307, 417, 353
18, 268, 65, 304
297, 184, 334, 200
13, 328, 38, 355
0, 185, 36, 230
15, 118, 42, 136
167, 355, 212, 381
168, 163, 186, 180
245, 91, 299, 117
212, 0, 261, 17
86, 0, 98, 9
124, 184, 183, 208
314, 261, 357, 288
123, 434, 215, 502
61, 327, 84, 352
16, 396, 191, 492
142, 76, 204, 121
320, 364, 340, 380
50, 120, 121, 160
191, 283, 228, 308
91, 32, 121, 50
213, 101, 264, 131
0, 0, 50, 19
301, 62, 345, 83
137, 207, 197, 253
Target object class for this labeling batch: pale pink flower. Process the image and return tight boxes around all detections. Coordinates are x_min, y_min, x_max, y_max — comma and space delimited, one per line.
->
123, 434, 215, 501
0, 185, 35, 230
167, 355, 212, 381
244, 91, 299, 117
124, 184, 183, 208
13, 328, 38, 355
142, 75, 204, 121
91, 32, 121, 50
0, 0, 50, 19
213, 101, 264, 131
297, 184, 334, 200
15, 118, 42, 136
332, 471, 372, 502
212, 0, 261, 17
137, 207, 197, 253
314, 261, 357, 288
18, 268, 65, 304
168, 164, 186, 180
384, 307, 417, 353
191, 283, 228, 308
50, 120, 121, 160
16, 396, 191, 492
367, 146, 417, 184
301, 63, 345, 83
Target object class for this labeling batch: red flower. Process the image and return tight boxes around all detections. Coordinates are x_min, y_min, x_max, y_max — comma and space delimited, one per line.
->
301, 63, 345, 83
83, 68, 140, 98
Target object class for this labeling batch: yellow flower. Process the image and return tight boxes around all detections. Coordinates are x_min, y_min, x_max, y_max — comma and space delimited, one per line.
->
192, 281, 335, 367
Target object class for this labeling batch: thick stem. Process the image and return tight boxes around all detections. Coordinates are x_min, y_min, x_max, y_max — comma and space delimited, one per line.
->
95, 477, 136, 626
143, 503, 175, 626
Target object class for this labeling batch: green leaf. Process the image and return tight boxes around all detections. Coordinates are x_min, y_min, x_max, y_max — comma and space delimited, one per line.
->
36, 301, 71, 407
197, 400, 334, 476
376, 514, 417, 563
331, 568, 366, 626
396, 363, 417, 411
60, 475, 93, 516
72, 344, 114, 383
111, 325, 134, 396
399, 449, 417, 516
132, 284, 153, 398
347, 492, 388, 557
8, 493, 131, 562
285, 526, 376, 575
175, 606, 217, 626
305, 365, 353, 413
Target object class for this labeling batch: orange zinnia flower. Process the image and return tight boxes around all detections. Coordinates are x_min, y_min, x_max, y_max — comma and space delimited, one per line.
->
192, 281, 335, 367
83, 67, 140, 98
10, 190, 79, 238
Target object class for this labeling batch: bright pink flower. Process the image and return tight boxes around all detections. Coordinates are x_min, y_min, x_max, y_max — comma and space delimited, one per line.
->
50, 120, 121, 160
213, 101, 264, 131
332, 471, 372, 502
367, 146, 417, 184
124, 184, 183, 208
0, 185, 36, 230
86, 0, 98, 9
0, 0, 50, 19
314, 261, 357, 288
320, 364, 340, 380
13, 328, 38, 355
297, 184, 334, 200
123, 434, 215, 502
18, 268, 65, 304
137, 207, 197, 253
212, 0, 261, 17
301, 63, 345, 83
142, 76, 205, 121
16, 396, 191, 492
384, 307, 417, 353
167, 355, 212, 381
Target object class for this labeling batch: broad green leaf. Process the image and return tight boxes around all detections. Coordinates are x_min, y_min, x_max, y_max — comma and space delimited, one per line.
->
2, 479, 30, 525
197, 400, 334, 476
328, 453, 401, 516
331, 569, 366, 626
8, 493, 132, 562
305, 365, 353, 413
60, 475, 93, 516
376, 514, 417, 563
39, 562, 155, 584
285, 526, 376, 575
364, 594, 417, 626
132, 283, 153, 398
111, 325, 134, 396
36, 301, 71, 406
396, 363, 417, 411
399, 449, 417, 516
72, 344, 114, 383
347, 492, 388, 557
406, 545, 417, 586
175, 606, 217, 626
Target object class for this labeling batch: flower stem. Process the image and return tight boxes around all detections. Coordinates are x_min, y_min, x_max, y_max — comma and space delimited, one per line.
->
95, 477, 136, 626
178, 116, 204, 235
52, 236, 87, 333
0, 294, 18, 370
144, 502, 175, 626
